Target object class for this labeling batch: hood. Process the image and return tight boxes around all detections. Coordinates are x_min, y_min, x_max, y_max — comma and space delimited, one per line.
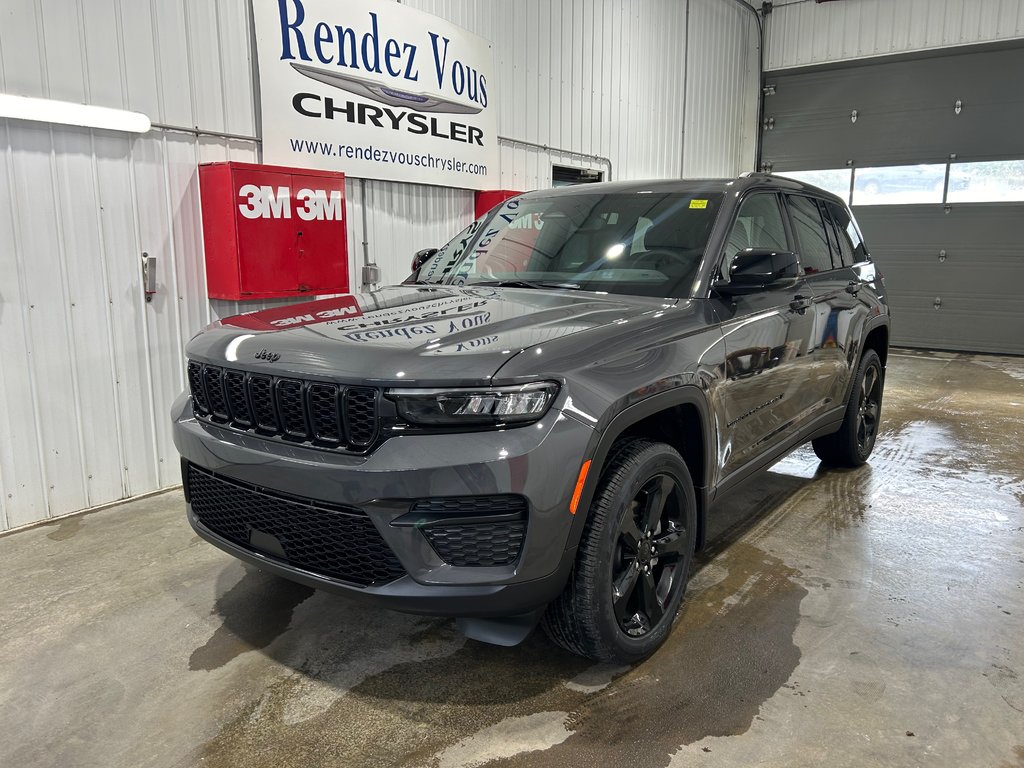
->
187, 286, 677, 386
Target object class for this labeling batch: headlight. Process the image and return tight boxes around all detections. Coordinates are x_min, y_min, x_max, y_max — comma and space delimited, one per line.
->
388, 382, 559, 426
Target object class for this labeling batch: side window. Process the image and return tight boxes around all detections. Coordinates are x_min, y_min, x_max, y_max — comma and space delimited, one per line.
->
721, 193, 788, 279
786, 195, 834, 274
826, 201, 866, 264
818, 200, 844, 269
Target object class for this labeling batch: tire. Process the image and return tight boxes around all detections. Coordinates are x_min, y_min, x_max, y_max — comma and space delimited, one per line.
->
812, 349, 884, 467
542, 438, 697, 663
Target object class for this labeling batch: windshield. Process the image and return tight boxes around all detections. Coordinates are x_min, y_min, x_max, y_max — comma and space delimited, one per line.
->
417, 191, 724, 299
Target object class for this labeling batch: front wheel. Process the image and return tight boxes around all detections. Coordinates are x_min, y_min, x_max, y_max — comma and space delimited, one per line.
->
542, 439, 697, 663
812, 348, 884, 467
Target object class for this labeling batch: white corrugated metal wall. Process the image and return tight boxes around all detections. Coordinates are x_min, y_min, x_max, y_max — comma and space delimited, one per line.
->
684, 0, 760, 176
765, 0, 1024, 71
0, 0, 759, 531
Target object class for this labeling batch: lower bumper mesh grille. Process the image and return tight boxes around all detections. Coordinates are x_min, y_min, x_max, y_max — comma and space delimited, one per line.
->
423, 521, 526, 567
413, 496, 528, 567
186, 463, 405, 586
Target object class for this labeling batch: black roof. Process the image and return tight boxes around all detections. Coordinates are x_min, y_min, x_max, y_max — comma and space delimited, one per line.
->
521, 173, 845, 205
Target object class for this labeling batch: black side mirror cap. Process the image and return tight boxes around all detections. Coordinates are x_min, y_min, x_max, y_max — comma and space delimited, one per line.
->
715, 249, 799, 295
411, 248, 438, 272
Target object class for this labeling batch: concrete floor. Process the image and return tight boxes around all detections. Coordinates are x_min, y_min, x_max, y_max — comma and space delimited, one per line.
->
1, 351, 1022, 768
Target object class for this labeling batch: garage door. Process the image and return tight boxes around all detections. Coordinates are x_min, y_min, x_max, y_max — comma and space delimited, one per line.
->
760, 44, 1024, 355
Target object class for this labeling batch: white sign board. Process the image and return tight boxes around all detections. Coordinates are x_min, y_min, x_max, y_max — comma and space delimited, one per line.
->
252, 0, 499, 190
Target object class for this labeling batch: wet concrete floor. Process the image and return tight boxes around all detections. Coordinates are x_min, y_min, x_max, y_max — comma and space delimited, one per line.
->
1, 350, 1022, 767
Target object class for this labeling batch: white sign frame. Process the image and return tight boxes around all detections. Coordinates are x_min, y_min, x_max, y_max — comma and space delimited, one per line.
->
252, 0, 499, 190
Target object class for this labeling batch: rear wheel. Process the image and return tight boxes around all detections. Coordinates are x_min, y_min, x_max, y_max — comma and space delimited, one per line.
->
542, 439, 697, 663
812, 349, 884, 467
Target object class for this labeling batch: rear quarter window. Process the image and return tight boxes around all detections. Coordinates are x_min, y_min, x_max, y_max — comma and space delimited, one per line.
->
825, 201, 865, 266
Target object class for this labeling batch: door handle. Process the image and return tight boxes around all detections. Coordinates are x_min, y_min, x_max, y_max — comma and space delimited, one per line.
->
790, 295, 812, 313
845, 281, 862, 295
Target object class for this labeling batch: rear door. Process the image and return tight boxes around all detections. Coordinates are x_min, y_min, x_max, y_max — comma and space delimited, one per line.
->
786, 194, 871, 409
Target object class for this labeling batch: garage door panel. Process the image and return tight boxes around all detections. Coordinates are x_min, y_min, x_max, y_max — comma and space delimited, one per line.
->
887, 302, 1023, 355
765, 46, 1024, 169
845, 202, 1024, 353
856, 205, 1024, 247
879, 261, 1024, 298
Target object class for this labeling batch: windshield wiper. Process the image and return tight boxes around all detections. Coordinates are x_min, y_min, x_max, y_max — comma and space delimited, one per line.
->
467, 279, 582, 290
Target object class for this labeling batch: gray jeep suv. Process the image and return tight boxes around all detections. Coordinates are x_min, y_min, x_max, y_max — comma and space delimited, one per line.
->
172, 175, 889, 663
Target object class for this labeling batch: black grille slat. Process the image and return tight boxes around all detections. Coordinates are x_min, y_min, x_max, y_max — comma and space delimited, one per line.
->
308, 384, 342, 443
187, 360, 209, 415
249, 375, 278, 432
276, 379, 308, 438
224, 370, 252, 427
344, 387, 378, 446
202, 365, 228, 420
187, 464, 405, 586
187, 360, 379, 452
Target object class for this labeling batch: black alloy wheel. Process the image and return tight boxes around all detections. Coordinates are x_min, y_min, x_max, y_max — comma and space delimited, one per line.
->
856, 362, 882, 454
612, 474, 688, 637
542, 439, 697, 663
812, 348, 884, 467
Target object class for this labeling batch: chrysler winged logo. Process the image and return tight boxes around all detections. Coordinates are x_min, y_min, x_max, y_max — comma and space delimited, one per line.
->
254, 349, 281, 362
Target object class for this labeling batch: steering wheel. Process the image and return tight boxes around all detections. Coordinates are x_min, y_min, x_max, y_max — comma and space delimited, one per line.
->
630, 248, 685, 271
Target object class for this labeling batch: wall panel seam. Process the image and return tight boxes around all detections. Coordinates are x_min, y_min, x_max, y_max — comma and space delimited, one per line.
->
46, 125, 91, 507
87, 130, 131, 497
3, 121, 53, 520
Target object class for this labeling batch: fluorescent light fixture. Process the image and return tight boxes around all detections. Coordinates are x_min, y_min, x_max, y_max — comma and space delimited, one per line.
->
0, 93, 151, 133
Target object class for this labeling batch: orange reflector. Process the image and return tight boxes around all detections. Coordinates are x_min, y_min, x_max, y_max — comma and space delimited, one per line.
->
569, 459, 592, 515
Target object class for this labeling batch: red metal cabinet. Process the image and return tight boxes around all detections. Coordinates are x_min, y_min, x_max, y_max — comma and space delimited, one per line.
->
475, 189, 523, 219
199, 162, 349, 300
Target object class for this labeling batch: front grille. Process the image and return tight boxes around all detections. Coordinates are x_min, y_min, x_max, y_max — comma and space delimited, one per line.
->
345, 387, 378, 446
413, 496, 528, 567
223, 370, 252, 427
186, 361, 380, 452
186, 463, 405, 586
276, 379, 307, 437
203, 365, 228, 420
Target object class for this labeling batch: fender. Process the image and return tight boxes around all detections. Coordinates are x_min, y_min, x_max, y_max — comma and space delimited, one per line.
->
563, 385, 715, 554
842, 314, 890, 403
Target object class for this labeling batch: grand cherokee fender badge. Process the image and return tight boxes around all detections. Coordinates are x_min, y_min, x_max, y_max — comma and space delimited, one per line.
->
727, 393, 784, 428
254, 349, 281, 362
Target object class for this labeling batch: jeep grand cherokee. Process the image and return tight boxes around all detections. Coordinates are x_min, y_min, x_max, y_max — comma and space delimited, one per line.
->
172, 175, 889, 663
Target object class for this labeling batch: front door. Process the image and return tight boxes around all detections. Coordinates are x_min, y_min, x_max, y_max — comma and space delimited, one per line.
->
711, 192, 817, 483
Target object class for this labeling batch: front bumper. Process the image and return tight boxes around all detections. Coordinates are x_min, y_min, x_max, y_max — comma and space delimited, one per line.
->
171, 393, 594, 617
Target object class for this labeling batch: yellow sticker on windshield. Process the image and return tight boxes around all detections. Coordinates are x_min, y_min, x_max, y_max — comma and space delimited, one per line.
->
690, 199, 708, 209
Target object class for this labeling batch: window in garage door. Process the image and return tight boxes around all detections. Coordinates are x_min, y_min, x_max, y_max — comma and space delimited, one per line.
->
786, 196, 834, 274
946, 160, 1024, 203
779, 169, 852, 202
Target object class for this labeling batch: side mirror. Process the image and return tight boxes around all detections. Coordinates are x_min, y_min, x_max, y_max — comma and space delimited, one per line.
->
716, 249, 799, 295
411, 247, 438, 272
